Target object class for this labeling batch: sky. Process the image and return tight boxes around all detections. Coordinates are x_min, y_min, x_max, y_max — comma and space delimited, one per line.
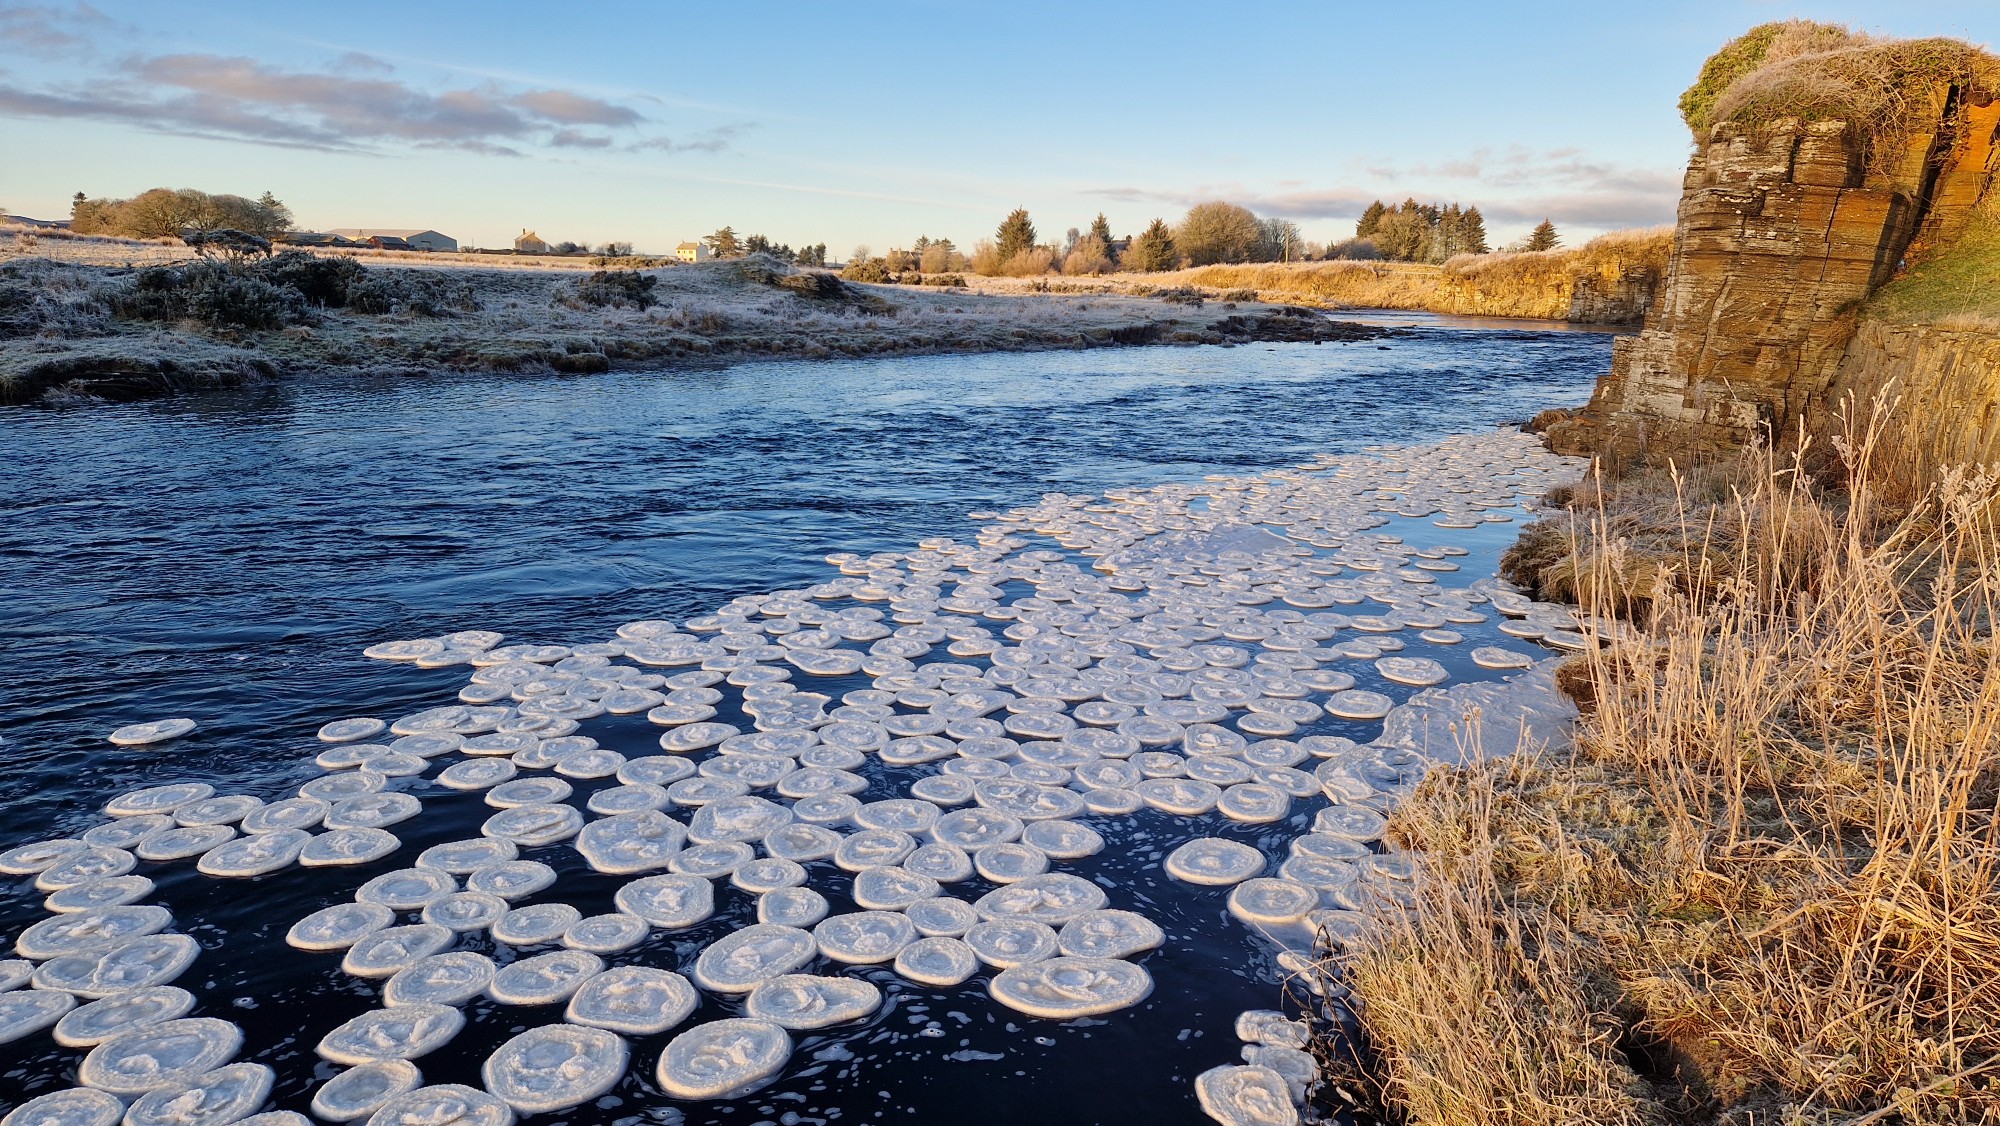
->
2, 1, 1997, 256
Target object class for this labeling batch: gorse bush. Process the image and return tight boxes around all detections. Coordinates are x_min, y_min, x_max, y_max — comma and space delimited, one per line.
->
565, 270, 659, 310
344, 272, 478, 317
256, 251, 364, 308
115, 262, 304, 330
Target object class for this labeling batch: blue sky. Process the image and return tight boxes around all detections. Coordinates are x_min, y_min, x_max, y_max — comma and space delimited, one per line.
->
2, 1, 1996, 254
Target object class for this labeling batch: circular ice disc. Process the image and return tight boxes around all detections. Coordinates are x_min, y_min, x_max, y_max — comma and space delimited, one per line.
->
668, 841, 754, 879
730, 858, 807, 895
0, 837, 87, 875
480, 804, 582, 847
692, 924, 817, 992
318, 1003, 465, 1065
616, 756, 698, 787
562, 913, 649, 954
1325, 690, 1394, 721
1227, 878, 1319, 926
972, 843, 1048, 884
1020, 820, 1105, 860
241, 798, 330, 834
384, 952, 497, 1007
0, 989, 75, 1044
422, 892, 510, 932
417, 838, 518, 875
46, 875, 156, 913
761, 823, 842, 863
812, 911, 916, 965
487, 950, 602, 1006
320, 717, 388, 743
77, 933, 199, 997
79, 1018, 243, 1094
311, 1060, 423, 1122
108, 719, 197, 747
906, 896, 979, 938
852, 866, 940, 911
484, 778, 572, 809
973, 874, 1109, 924
436, 760, 517, 791
1217, 783, 1291, 824
0, 957, 30, 990
655, 1018, 792, 1100
357, 868, 456, 911
586, 783, 670, 816
363, 1085, 513, 1126
1058, 910, 1166, 959
964, 919, 1059, 968
105, 783, 214, 818
16, 904, 172, 959
481, 1024, 628, 1114
325, 793, 422, 832
37, 848, 139, 892
988, 956, 1153, 1018
192, 828, 306, 878
574, 810, 687, 876
1083, 787, 1144, 815
0, 1088, 125, 1126
1313, 805, 1386, 842
300, 772, 385, 803
565, 965, 698, 1036
756, 887, 829, 929
465, 861, 555, 900
744, 974, 881, 1030
288, 902, 395, 951
1470, 645, 1534, 670
893, 937, 980, 987
301, 828, 401, 867
902, 843, 974, 883
1134, 777, 1223, 816
490, 903, 582, 947
1194, 1064, 1298, 1126
82, 816, 171, 851
341, 925, 454, 979
1376, 656, 1448, 686
125, 1062, 275, 1126
614, 875, 714, 930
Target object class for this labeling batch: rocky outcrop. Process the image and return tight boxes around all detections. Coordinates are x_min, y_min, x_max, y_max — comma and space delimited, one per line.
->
1549, 91, 2000, 463
1819, 320, 2000, 467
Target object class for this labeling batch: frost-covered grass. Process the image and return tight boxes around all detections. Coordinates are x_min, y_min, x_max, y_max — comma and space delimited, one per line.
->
1, 231, 1330, 403
1334, 416, 2000, 1124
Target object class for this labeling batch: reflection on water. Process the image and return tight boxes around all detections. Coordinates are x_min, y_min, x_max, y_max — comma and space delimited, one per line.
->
0, 333, 1608, 1123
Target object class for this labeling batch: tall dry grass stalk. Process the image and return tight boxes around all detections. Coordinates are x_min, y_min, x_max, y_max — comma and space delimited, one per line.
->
1339, 403, 2000, 1125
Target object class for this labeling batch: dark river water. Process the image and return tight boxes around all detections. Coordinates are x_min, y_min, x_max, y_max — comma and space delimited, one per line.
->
0, 324, 1610, 1125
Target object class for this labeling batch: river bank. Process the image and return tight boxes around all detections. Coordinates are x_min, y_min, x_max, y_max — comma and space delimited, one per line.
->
0, 229, 1385, 406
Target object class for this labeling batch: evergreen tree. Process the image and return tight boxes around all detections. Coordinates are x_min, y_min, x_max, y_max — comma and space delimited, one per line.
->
1089, 212, 1113, 245
1460, 207, 1490, 254
704, 226, 741, 258
1124, 218, 1177, 272
996, 208, 1037, 262
1526, 219, 1561, 252
1356, 200, 1386, 239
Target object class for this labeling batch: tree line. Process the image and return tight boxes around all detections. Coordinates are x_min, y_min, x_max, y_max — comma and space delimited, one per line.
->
701, 227, 829, 267
70, 188, 293, 240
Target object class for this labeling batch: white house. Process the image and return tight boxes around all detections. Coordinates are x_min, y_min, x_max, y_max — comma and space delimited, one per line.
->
514, 229, 550, 254
676, 241, 711, 263
328, 228, 457, 252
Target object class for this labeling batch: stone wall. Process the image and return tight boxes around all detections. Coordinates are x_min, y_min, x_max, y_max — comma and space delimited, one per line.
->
1548, 90, 2000, 462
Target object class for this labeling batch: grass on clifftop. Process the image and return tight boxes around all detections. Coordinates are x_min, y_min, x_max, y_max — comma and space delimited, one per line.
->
1331, 409, 2000, 1125
1870, 198, 2000, 328
1166, 229, 1672, 322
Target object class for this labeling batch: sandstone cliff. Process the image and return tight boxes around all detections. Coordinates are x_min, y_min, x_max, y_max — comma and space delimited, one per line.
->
1548, 29, 2000, 463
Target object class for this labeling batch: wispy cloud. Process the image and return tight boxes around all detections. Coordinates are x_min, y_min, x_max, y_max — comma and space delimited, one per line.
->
0, 31, 733, 158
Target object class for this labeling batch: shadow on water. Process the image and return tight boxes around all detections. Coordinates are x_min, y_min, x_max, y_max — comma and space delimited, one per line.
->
0, 335, 1610, 1123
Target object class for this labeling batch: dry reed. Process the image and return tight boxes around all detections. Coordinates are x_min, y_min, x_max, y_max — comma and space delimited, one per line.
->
1336, 402, 2000, 1125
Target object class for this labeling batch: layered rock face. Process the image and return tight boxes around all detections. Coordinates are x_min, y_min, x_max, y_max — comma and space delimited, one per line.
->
1549, 91, 2000, 462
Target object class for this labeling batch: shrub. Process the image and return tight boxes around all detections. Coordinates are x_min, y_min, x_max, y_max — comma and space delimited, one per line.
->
1218, 288, 1256, 303
114, 261, 303, 329
920, 274, 966, 287
1062, 235, 1114, 276
998, 247, 1057, 277
567, 270, 658, 310
255, 251, 364, 307
1327, 237, 1381, 261
1153, 287, 1204, 306
840, 258, 892, 283
968, 240, 1005, 276
345, 272, 478, 316
1175, 202, 1262, 266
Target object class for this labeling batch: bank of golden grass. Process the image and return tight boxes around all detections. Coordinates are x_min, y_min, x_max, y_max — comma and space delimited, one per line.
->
1167, 229, 1672, 322
1335, 411, 2000, 1125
